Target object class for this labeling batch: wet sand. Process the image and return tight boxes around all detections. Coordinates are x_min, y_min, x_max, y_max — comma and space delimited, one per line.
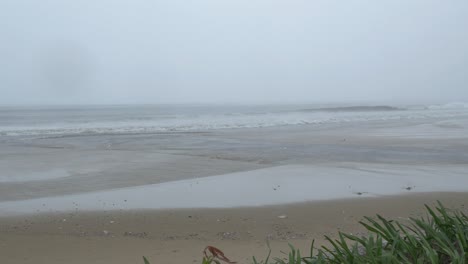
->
2, 118, 468, 202
2, 162, 468, 215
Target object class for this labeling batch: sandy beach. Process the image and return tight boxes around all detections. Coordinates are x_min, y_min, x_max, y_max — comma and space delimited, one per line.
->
1, 110, 468, 263
1, 193, 467, 264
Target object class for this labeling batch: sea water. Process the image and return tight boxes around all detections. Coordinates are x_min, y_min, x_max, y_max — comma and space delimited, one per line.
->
1, 102, 468, 137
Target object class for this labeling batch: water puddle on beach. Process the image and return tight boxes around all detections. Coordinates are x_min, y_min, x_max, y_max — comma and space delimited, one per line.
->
1, 164, 468, 216
0, 168, 70, 183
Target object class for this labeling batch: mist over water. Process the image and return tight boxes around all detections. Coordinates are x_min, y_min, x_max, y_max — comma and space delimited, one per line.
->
1, 0, 468, 105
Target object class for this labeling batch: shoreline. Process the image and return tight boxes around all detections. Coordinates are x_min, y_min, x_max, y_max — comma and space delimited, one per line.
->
2, 116, 468, 203
1, 162, 468, 216
1, 192, 467, 264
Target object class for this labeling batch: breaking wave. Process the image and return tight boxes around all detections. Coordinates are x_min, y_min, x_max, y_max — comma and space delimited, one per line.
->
1, 103, 468, 137
427, 102, 468, 110
299, 105, 403, 112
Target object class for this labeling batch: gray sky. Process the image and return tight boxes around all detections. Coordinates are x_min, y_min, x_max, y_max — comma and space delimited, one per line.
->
1, 0, 468, 105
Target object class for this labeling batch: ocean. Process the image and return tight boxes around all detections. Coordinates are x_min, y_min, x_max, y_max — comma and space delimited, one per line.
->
1, 102, 468, 137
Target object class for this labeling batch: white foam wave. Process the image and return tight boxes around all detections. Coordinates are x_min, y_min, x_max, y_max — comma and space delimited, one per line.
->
428, 102, 468, 110
2, 104, 468, 137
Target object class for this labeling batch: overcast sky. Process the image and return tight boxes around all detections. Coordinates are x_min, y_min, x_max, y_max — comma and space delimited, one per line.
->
1, 0, 468, 105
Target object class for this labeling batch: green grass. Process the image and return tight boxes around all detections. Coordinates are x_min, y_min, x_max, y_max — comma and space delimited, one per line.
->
144, 201, 468, 263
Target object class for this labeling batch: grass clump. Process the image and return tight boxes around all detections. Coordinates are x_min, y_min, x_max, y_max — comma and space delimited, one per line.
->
254, 201, 468, 264
143, 202, 467, 263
